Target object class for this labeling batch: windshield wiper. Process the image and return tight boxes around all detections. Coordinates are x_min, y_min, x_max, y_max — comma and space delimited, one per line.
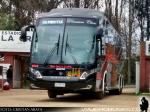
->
57, 34, 60, 55
43, 34, 60, 66
35, 28, 38, 42
65, 34, 78, 64
87, 35, 96, 62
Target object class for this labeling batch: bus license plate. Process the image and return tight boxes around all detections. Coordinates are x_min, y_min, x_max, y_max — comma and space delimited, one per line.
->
54, 83, 66, 87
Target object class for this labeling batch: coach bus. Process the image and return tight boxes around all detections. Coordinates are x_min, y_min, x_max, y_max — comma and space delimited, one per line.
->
20, 8, 123, 99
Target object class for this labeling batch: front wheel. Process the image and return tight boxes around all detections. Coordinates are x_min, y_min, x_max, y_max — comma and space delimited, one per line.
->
95, 92, 104, 99
109, 89, 121, 95
95, 78, 106, 99
48, 90, 57, 98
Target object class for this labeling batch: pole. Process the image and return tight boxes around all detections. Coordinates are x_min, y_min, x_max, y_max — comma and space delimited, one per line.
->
136, 61, 140, 94
128, 0, 133, 84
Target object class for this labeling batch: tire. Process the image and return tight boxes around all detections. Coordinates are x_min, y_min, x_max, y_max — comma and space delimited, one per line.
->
109, 75, 123, 95
95, 92, 104, 99
115, 89, 121, 95
95, 78, 105, 99
109, 89, 121, 95
95, 73, 107, 99
48, 90, 57, 98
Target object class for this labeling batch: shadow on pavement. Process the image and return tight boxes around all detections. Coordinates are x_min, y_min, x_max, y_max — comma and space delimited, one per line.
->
37, 87, 136, 102
38, 92, 116, 103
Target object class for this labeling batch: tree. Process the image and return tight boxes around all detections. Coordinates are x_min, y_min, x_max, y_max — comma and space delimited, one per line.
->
63, 0, 101, 9
115, 0, 119, 31
0, 0, 65, 30
135, 0, 150, 41
135, 0, 145, 41
128, 0, 134, 84
74, 0, 80, 7
146, 0, 150, 40
105, 0, 112, 22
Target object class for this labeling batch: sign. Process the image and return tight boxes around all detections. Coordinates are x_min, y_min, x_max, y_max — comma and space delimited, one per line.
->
0, 30, 32, 52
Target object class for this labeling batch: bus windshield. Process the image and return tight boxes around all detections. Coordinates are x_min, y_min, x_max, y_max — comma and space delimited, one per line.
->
31, 17, 98, 65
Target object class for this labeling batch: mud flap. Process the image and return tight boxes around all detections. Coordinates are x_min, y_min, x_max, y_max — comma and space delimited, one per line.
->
95, 79, 104, 99
95, 72, 103, 92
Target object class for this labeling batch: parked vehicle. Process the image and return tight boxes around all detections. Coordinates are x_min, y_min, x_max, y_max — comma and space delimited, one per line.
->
20, 8, 124, 99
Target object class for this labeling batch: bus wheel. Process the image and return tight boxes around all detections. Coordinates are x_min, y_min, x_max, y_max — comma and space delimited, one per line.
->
109, 89, 121, 95
115, 89, 121, 95
95, 92, 104, 99
48, 90, 57, 98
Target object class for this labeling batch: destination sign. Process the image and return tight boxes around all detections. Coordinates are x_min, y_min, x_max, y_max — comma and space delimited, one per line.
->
39, 18, 98, 26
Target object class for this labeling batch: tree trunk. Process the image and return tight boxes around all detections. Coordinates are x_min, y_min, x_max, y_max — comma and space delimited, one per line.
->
108, 0, 112, 22
74, 0, 80, 8
128, 0, 133, 84
146, 0, 150, 40
105, 0, 112, 22
115, 0, 119, 31
84, 0, 89, 8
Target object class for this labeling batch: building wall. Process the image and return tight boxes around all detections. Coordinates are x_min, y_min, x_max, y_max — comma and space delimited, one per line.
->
140, 42, 150, 92
0, 30, 31, 89
0, 54, 14, 65
0, 52, 29, 89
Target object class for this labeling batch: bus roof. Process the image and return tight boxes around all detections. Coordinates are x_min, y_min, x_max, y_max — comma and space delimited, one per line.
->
38, 8, 104, 19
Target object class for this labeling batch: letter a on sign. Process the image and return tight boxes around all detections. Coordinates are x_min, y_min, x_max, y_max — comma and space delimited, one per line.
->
8, 35, 14, 41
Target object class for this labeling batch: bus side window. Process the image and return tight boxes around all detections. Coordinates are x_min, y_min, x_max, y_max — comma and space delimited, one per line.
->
98, 41, 105, 56
102, 44, 105, 55
98, 41, 101, 56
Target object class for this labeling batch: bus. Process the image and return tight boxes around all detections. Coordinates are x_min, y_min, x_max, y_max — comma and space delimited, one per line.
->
20, 8, 124, 99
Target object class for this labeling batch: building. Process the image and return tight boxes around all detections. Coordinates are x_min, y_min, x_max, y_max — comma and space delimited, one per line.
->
0, 30, 32, 88
140, 41, 150, 92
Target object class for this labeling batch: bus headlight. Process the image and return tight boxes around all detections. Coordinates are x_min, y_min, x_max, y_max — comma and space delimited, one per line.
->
30, 68, 42, 79
30, 68, 34, 73
80, 72, 88, 80
34, 70, 42, 79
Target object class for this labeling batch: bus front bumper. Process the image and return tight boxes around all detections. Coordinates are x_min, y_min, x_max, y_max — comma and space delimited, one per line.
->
29, 76, 95, 92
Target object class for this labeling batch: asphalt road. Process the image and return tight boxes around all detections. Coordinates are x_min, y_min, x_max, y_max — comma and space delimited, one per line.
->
0, 87, 149, 112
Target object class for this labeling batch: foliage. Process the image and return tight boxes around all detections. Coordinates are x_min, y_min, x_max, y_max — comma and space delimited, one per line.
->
0, 0, 65, 30
134, 0, 150, 41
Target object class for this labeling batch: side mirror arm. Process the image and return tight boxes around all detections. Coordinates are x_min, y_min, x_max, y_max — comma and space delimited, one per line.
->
20, 25, 35, 42
96, 28, 103, 40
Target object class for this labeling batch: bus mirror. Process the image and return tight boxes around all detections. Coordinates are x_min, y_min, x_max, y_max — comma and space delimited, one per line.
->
96, 28, 103, 40
20, 25, 35, 42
